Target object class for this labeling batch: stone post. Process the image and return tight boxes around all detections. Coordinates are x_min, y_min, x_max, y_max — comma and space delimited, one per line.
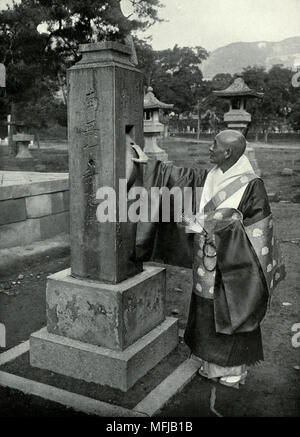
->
0, 63, 5, 88
30, 42, 178, 392
8, 105, 17, 157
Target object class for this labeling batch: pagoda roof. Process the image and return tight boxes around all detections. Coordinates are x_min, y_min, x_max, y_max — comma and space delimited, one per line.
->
144, 87, 174, 110
213, 77, 264, 99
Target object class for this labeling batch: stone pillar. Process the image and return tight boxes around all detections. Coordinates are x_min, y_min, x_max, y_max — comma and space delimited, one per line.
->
67, 42, 145, 283
163, 123, 169, 138
30, 42, 178, 392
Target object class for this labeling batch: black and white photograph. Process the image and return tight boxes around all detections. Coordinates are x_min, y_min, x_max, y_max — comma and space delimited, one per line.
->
0, 0, 299, 422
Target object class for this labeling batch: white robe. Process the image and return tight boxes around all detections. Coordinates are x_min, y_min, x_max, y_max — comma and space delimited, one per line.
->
200, 153, 255, 212
186, 154, 255, 233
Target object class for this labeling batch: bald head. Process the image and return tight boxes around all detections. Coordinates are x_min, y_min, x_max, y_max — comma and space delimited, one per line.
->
209, 130, 247, 170
216, 130, 246, 160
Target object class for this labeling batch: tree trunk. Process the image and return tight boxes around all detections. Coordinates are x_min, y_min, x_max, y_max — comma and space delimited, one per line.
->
36, 132, 40, 149
8, 102, 17, 156
264, 129, 269, 143
197, 108, 200, 140
58, 73, 67, 106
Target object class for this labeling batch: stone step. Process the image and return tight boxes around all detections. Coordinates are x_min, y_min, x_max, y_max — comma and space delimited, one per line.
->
30, 317, 178, 392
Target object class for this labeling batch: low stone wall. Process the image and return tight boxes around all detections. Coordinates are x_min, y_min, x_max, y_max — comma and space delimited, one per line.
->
0, 172, 69, 249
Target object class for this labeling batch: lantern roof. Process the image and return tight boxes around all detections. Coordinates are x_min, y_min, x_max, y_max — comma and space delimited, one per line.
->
144, 86, 174, 110
213, 76, 264, 99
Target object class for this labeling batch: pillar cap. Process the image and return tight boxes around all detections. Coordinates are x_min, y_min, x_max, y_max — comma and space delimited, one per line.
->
79, 41, 132, 55
75, 41, 134, 67
13, 133, 34, 142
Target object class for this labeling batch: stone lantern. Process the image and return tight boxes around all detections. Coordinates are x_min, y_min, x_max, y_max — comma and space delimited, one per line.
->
12, 121, 34, 159
144, 86, 173, 161
213, 75, 263, 137
214, 76, 264, 175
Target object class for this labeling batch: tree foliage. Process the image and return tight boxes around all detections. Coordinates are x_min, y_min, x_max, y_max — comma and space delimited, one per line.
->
1, 1, 299, 137
0, 0, 163, 127
137, 44, 209, 113
241, 65, 299, 135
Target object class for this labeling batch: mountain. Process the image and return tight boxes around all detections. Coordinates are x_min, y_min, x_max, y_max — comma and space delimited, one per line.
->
201, 36, 300, 79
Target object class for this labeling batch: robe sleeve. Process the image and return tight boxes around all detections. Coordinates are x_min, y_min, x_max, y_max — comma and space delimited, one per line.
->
239, 178, 271, 226
213, 178, 271, 334
135, 161, 207, 267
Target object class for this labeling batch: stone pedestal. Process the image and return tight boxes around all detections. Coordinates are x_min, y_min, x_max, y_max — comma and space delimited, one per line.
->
144, 125, 168, 162
144, 135, 168, 162
245, 144, 261, 176
45, 266, 166, 350
13, 133, 34, 159
30, 265, 178, 391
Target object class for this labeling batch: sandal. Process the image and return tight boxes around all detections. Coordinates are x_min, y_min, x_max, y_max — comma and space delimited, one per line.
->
219, 371, 248, 389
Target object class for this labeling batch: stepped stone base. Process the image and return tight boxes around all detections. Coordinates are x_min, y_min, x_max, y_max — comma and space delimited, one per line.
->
30, 317, 178, 392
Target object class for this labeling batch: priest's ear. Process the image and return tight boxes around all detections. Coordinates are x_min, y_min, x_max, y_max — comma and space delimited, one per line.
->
224, 147, 232, 159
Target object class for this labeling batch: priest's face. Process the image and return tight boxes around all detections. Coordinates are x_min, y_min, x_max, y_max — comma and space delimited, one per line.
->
209, 138, 226, 166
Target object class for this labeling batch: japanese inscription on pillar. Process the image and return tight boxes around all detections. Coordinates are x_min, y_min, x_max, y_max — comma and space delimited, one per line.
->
68, 42, 144, 284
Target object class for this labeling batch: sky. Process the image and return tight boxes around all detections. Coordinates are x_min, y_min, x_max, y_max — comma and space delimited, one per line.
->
130, 0, 300, 51
1, 0, 300, 52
